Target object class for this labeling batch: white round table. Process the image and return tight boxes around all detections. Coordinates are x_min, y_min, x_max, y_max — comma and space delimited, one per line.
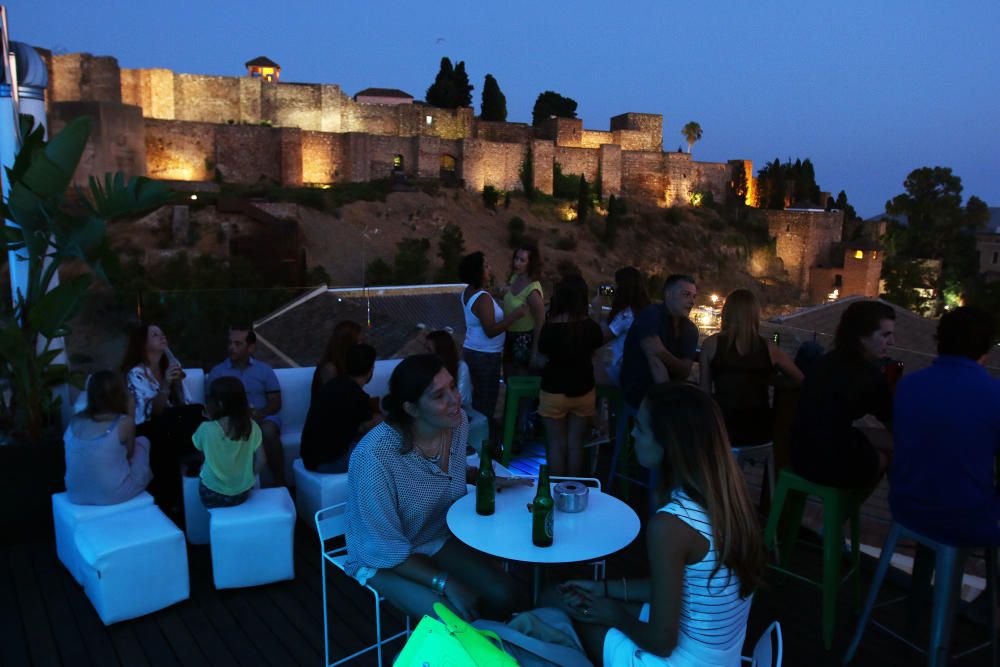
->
447, 482, 641, 565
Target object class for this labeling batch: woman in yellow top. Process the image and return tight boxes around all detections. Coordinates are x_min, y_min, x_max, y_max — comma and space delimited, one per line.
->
193, 376, 263, 508
502, 240, 546, 376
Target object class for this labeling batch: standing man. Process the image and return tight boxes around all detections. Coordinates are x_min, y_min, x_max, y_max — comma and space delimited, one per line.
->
620, 274, 700, 408
208, 324, 285, 486
889, 306, 1000, 545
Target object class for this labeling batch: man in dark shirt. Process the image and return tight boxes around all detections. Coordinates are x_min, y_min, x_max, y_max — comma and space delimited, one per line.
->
301, 343, 380, 473
890, 306, 1000, 545
620, 274, 700, 407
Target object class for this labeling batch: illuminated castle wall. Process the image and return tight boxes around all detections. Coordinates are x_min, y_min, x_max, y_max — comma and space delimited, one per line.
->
43, 52, 749, 207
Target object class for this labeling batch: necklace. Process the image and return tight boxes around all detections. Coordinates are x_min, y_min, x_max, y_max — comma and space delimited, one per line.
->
415, 430, 448, 464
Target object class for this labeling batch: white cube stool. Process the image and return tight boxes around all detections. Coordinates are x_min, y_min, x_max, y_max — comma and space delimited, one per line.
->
292, 458, 348, 533
182, 476, 211, 545
52, 491, 155, 584
74, 505, 189, 625
184, 474, 262, 544
208, 487, 296, 589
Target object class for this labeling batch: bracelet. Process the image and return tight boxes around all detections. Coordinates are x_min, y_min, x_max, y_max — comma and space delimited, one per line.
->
431, 572, 448, 596
622, 577, 628, 603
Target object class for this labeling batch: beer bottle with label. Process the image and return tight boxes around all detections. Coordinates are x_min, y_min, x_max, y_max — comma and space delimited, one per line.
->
532, 464, 554, 547
475, 442, 496, 516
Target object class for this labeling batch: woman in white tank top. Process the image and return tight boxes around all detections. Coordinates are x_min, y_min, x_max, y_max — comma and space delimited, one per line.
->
458, 252, 527, 449
556, 383, 765, 666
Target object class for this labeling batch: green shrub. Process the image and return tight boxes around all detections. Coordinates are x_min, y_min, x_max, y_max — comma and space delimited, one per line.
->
482, 185, 500, 210
507, 216, 526, 248
553, 163, 581, 200
555, 234, 577, 251
393, 237, 432, 284
366, 258, 393, 285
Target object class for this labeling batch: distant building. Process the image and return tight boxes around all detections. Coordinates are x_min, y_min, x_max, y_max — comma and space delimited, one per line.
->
353, 87, 414, 105
245, 56, 280, 82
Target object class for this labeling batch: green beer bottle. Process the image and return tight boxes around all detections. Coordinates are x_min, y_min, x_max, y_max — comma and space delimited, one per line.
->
532, 464, 554, 547
476, 442, 496, 516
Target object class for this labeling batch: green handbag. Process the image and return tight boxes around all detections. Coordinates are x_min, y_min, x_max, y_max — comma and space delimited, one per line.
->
394, 602, 519, 666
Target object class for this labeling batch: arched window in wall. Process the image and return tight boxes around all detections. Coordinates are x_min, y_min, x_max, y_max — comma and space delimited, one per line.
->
440, 154, 457, 173
393, 154, 404, 172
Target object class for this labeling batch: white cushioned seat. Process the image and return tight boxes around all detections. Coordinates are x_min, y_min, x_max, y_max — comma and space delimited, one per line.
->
181, 475, 210, 545
292, 458, 349, 532
52, 491, 155, 584
74, 505, 189, 624
208, 487, 296, 589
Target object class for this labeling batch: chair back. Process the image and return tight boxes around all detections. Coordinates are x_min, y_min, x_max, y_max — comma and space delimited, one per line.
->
749, 621, 782, 667
315, 502, 348, 542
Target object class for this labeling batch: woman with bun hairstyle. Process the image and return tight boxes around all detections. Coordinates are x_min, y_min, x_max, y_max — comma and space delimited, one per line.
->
342, 354, 527, 621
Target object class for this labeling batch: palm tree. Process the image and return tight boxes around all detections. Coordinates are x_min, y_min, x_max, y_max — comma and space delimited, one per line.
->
682, 121, 703, 154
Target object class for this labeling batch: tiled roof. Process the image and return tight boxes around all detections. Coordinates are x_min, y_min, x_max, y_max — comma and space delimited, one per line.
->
762, 296, 1000, 377
245, 56, 280, 68
251, 284, 467, 368
354, 87, 414, 99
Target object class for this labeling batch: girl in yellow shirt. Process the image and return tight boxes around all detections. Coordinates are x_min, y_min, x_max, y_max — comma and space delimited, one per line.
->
193, 377, 263, 508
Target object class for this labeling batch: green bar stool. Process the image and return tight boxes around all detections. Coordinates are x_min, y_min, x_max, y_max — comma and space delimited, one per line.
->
500, 376, 541, 466
763, 468, 867, 650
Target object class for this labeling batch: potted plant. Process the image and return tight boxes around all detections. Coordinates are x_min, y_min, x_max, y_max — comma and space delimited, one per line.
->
0, 115, 171, 542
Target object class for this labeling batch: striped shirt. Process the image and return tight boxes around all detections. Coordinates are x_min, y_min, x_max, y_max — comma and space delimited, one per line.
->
662, 489, 752, 664
343, 415, 469, 584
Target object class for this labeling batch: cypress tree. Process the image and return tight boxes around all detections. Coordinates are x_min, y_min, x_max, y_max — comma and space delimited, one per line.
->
480, 74, 507, 121
426, 57, 456, 108
452, 61, 474, 108
576, 173, 590, 225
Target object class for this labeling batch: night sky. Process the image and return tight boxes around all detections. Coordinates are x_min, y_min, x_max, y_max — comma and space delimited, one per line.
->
12, 0, 999, 217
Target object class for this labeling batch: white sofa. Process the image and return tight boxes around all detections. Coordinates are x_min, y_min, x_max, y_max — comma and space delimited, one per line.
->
74, 360, 403, 487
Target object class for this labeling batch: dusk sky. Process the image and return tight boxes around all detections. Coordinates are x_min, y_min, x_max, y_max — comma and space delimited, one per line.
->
12, 1, 999, 217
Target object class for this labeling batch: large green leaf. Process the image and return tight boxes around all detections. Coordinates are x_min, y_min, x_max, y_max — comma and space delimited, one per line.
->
21, 117, 92, 198
26, 274, 92, 339
86, 173, 173, 220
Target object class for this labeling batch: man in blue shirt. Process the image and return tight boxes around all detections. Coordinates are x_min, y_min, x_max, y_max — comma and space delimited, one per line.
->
208, 324, 285, 485
620, 274, 700, 408
890, 306, 1000, 545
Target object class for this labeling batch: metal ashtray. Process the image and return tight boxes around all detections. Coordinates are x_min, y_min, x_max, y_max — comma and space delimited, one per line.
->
554, 481, 589, 513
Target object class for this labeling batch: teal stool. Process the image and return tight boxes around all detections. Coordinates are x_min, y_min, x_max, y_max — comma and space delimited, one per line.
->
843, 521, 998, 666
500, 376, 541, 466
763, 468, 866, 650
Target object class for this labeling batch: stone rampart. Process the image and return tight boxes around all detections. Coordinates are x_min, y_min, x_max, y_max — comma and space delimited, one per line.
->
761, 209, 844, 292
554, 146, 599, 183
610, 113, 662, 151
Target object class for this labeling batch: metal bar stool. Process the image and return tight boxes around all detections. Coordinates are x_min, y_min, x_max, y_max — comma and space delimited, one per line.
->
763, 468, 866, 650
500, 375, 541, 466
843, 520, 998, 666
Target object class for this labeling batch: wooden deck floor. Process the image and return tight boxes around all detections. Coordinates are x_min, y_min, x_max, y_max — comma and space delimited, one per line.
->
3, 444, 996, 666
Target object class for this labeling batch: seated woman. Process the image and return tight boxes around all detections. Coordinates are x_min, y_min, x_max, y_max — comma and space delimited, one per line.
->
343, 354, 524, 621
65, 371, 153, 505
300, 343, 381, 473
555, 383, 764, 666
121, 322, 203, 511
192, 377, 263, 508
311, 319, 363, 401
699, 289, 803, 446
790, 300, 895, 488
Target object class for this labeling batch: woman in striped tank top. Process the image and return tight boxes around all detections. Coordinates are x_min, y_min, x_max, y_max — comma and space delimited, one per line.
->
559, 383, 764, 666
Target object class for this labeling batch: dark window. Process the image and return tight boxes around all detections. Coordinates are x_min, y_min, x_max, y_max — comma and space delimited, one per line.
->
834, 274, 842, 287
993, 251, 998, 265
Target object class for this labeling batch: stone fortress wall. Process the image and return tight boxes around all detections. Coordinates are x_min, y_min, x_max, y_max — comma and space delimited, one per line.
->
43, 52, 746, 207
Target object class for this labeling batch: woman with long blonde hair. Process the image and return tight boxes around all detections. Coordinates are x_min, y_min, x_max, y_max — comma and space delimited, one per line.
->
558, 383, 765, 665
700, 288, 802, 446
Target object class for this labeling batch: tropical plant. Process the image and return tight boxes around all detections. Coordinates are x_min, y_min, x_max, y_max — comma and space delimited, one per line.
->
681, 121, 702, 154
0, 116, 172, 441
